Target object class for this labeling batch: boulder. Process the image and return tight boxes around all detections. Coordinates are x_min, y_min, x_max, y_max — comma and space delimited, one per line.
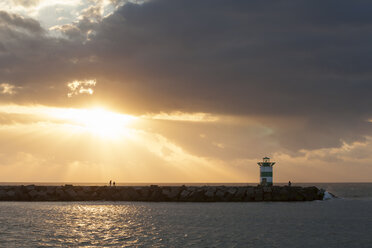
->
149, 188, 164, 201
6, 190, 16, 200
117, 190, 129, 201
271, 187, 282, 201
171, 187, 182, 199
96, 187, 110, 200
111, 192, 122, 201
65, 188, 78, 200
204, 188, 216, 199
139, 188, 151, 199
263, 192, 272, 201
37, 191, 48, 201
215, 188, 226, 201
46, 187, 56, 195
188, 189, 205, 201
227, 187, 237, 195
244, 187, 255, 201
126, 188, 140, 200
76, 190, 88, 200
82, 186, 92, 193
234, 187, 246, 200
25, 185, 35, 192
91, 191, 98, 200
10, 188, 23, 200
287, 187, 303, 201
56, 188, 68, 200
162, 187, 180, 200
28, 190, 39, 199
179, 190, 190, 201
0, 190, 7, 200
294, 192, 305, 201
263, 187, 272, 193
224, 187, 237, 201
279, 188, 289, 201
254, 188, 263, 201
74, 186, 83, 193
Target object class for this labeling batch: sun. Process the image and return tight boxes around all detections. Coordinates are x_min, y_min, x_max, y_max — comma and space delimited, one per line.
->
48, 107, 137, 138
76, 108, 136, 137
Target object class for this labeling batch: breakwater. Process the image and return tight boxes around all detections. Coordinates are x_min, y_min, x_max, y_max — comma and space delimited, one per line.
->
0, 185, 327, 201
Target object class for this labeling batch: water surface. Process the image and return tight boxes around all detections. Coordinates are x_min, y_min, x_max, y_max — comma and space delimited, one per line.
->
1, 183, 371, 247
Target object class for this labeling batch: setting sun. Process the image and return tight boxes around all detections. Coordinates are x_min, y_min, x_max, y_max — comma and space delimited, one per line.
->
48, 107, 138, 138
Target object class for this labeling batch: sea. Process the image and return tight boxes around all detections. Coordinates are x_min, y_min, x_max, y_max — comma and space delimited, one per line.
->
0, 183, 371, 247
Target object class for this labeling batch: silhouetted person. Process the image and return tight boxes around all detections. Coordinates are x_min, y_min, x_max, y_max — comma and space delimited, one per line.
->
288, 181, 292, 187
113, 181, 116, 186
109, 180, 112, 186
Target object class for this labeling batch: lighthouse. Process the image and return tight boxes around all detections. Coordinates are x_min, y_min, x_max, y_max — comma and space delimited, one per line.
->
257, 157, 275, 186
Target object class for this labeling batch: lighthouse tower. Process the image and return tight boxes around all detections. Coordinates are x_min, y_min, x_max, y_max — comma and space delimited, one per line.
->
257, 157, 275, 186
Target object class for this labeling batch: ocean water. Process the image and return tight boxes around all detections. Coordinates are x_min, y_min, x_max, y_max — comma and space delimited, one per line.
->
0, 183, 371, 247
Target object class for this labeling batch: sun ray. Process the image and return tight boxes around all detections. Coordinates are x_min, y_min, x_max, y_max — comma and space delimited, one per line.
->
46, 107, 138, 138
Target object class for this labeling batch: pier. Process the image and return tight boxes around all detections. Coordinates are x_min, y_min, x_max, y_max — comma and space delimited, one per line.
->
0, 185, 326, 202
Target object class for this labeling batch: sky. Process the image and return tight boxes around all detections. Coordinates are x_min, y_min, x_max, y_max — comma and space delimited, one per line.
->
0, 0, 371, 183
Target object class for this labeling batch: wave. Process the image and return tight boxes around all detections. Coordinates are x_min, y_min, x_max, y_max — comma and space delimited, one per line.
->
323, 191, 336, 200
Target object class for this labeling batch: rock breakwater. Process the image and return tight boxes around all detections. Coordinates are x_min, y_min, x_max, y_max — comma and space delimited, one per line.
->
0, 185, 326, 202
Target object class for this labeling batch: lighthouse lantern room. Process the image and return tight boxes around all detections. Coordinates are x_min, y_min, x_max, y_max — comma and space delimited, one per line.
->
257, 157, 276, 186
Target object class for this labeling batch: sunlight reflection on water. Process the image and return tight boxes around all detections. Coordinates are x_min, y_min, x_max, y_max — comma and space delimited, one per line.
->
0, 200, 372, 247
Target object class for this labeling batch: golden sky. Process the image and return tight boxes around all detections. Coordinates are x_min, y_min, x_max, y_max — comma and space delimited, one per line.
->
0, 0, 372, 182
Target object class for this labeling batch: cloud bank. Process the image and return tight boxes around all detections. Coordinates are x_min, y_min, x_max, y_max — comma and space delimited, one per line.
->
0, 0, 372, 181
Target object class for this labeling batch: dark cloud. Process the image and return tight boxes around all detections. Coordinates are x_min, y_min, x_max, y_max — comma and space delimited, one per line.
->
90, 0, 372, 116
0, 11, 43, 33
1, 0, 372, 153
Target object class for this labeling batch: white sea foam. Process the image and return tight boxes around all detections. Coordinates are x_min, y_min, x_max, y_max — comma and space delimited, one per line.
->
323, 191, 334, 200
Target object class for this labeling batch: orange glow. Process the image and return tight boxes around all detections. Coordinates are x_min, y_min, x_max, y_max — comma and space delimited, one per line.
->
46, 107, 137, 138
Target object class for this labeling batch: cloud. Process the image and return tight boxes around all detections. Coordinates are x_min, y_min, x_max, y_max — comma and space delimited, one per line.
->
49, 2, 103, 41
67, 79, 96, 97
0, 83, 18, 95
0, 10, 43, 33
11, 0, 41, 8
0, 0, 372, 155
144, 112, 219, 122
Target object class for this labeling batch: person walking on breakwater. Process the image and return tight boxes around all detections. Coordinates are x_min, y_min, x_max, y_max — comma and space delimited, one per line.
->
288, 181, 292, 187
113, 181, 116, 186
109, 180, 112, 186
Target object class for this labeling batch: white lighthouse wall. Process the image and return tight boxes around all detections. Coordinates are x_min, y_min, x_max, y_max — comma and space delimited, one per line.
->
260, 177, 273, 185
262, 177, 273, 183
260, 166, 273, 185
